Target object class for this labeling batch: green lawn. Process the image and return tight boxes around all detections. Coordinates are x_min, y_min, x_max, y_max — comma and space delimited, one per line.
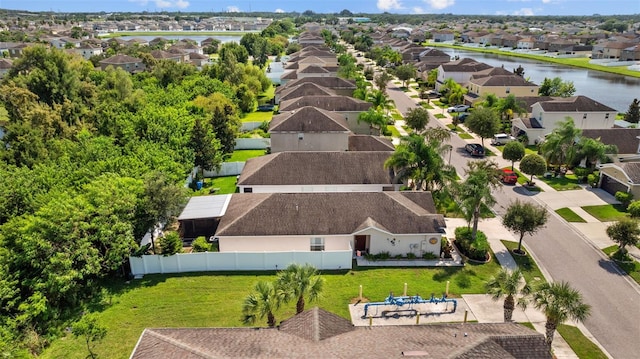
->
500, 241, 546, 285
459, 133, 474, 139
538, 174, 582, 191
602, 245, 640, 284
42, 262, 503, 359
555, 208, 587, 223
524, 145, 539, 156
241, 111, 273, 123
225, 149, 266, 162
192, 176, 238, 196
557, 325, 608, 359
386, 125, 401, 138
581, 204, 629, 222
258, 84, 276, 103
434, 113, 447, 119
419, 102, 434, 109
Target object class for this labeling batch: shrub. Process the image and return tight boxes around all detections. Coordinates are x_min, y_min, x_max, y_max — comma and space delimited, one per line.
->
615, 191, 633, 208
423, 252, 438, 260
587, 173, 598, 187
441, 237, 452, 258
628, 201, 640, 218
191, 236, 212, 252
159, 232, 183, 256
406, 252, 417, 259
454, 227, 489, 261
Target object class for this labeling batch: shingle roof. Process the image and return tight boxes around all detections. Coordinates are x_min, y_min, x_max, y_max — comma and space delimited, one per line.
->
269, 106, 350, 133
470, 75, 537, 87
276, 77, 356, 95
278, 82, 337, 102
348, 134, 396, 151
298, 65, 332, 74
440, 58, 492, 72
99, 54, 142, 64
581, 128, 640, 155
237, 151, 394, 186
537, 96, 616, 112
279, 95, 372, 112
131, 308, 551, 359
215, 192, 445, 236
621, 162, 640, 183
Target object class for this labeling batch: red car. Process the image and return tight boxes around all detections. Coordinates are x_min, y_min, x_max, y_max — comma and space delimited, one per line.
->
501, 169, 518, 185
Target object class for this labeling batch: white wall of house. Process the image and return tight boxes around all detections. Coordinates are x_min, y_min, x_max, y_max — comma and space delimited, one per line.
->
237, 183, 394, 193
355, 228, 441, 257
436, 70, 471, 88
270, 132, 349, 152
219, 235, 352, 252
531, 103, 616, 130
129, 250, 352, 276
467, 84, 539, 98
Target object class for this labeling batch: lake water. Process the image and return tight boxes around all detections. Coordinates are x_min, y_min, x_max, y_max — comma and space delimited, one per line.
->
441, 49, 640, 112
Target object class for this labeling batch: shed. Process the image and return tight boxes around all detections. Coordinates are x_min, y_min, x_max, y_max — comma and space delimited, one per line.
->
178, 194, 232, 239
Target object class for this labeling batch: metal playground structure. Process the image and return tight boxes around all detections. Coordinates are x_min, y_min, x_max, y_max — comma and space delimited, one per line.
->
363, 292, 458, 318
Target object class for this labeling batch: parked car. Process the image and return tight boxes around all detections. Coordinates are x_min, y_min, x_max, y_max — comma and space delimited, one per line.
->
456, 112, 470, 123
257, 104, 275, 112
447, 104, 470, 113
465, 143, 485, 157
501, 169, 518, 185
491, 133, 516, 145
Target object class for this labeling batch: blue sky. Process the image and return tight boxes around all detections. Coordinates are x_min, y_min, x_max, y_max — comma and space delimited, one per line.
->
1, 0, 638, 15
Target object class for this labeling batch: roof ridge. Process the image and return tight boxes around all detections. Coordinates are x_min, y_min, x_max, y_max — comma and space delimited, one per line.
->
145, 329, 215, 359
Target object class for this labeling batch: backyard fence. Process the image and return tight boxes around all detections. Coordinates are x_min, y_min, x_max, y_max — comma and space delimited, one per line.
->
204, 162, 245, 177
234, 138, 270, 150
129, 250, 352, 277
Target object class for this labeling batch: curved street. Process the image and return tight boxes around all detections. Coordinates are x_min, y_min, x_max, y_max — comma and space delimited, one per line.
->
385, 82, 640, 359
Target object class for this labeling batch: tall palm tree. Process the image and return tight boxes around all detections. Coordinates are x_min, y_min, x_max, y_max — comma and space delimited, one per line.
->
540, 117, 581, 169
532, 281, 591, 347
242, 281, 281, 327
456, 160, 501, 239
277, 263, 324, 314
485, 268, 531, 322
367, 89, 394, 114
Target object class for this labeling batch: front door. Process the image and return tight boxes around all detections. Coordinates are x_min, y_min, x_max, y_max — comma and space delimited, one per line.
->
354, 235, 367, 251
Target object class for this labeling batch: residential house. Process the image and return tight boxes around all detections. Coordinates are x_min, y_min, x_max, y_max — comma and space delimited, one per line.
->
582, 128, 640, 161
169, 42, 203, 55
548, 39, 577, 53
435, 58, 492, 92
511, 96, 617, 145
431, 29, 455, 43
189, 52, 211, 67
148, 37, 169, 48
621, 44, 640, 61
593, 41, 637, 59
214, 191, 445, 257
298, 33, 325, 46
236, 151, 398, 193
7, 43, 31, 58
517, 37, 537, 50
598, 162, 640, 198
278, 95, 373, 135
0, 58, 12, 78
275, 82, 337, 105
348, 134, 395, 152
72, 43, 103, 60
150, 50, 182, 62
501, 35, 521, 48
131, 308, 551, 359
466, 69, 539, 101
269, 106, 351, 153
99, 54, 145, 74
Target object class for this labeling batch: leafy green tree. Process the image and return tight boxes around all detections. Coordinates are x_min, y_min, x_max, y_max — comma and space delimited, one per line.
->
357, 108, 386, 135
606, 218, 640, 254
476, 93, 499, 109
574, 137, 617, 169
628, 201, 640, 218
496, 94, 526, 122
191, 236, 213, 252
456, 160, 501, 239
374, 71, 393, 93
540, 118, 581, 168
532, 281, 591, 347
393, 63, 416, 88
403, 106, 430, 132
485, 268, 531, 322
159, 232, 183, 256
189, 117, 223, 172
465, 107, 501, 147
72, 315, 107, 359
538, 77, 576, 97
623, 98, 640, 124
502, 141, 525, 171
502, 200, 548, 254
519, 154, 547, 185
276, 263, 324, 314
242, 281, 281, 327
209, 103, 240, 155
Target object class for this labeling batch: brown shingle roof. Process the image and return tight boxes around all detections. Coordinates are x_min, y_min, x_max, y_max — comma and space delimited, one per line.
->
621, 162, 640, 183
278, 82, 337, 102
538, 96, 616, 112
348, 135, 396, 151
237, 151, 394, 186
581, 128, 640, 155
470, 75, 537, 87
279, 95, 372, 112
99, 54, 142, 64
440, 58, 492, 73
131, 309, 551, 359
215, 192, 445, 236
269, 106, 350, 133
276, 77, 356, 95
298, 65, 331, 74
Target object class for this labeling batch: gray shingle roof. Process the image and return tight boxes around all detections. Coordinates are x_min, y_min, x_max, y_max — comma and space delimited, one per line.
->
537, 96, 616, 112
215, 192, 445, 237
621, 162, 640, 183
348, 135, 396, 151
276, 77, 356, 95
99, 54, 142, 64
469, 75, 537, 87
581, 128, 640, 155
237, 151, 394, 186
131, 308, 551, 359
279, 95, 372, 112
269, 106, 351, 133
278, 83, 337, 102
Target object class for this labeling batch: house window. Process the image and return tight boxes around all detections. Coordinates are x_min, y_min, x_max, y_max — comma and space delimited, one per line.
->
605, 114, 610, 120
298, 133, 304, 140
583, 114, 587, 120
506, 87, 510, 94
310, 237, 325, 251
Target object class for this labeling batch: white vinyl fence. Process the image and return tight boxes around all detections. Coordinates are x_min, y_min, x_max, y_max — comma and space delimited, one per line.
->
130, 250, 352, 277
204, 162, 245, 177
234, 138, 270, 150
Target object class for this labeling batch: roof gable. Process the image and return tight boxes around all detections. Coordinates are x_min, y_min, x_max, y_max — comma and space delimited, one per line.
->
269, 106, 350, 133
279, 95, 371, 112
538, 96, 616, 112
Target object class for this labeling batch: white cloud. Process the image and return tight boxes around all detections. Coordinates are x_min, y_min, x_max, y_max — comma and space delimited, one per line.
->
129, 0, 190, 9
227, 6, 240, 12
424, 0, 455, 10
542, 0, 552, 3
274, 8, 285, 13
377, 0, 403, 11
513, 7, 535, 15
412, 6, 426, 13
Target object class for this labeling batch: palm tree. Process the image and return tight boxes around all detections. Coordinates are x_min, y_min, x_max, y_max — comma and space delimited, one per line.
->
540, 117, 581, 170
242, 281, 281, 327
475, 93, 499, 109
277, 263, 324, 314
496, 94, 526, 122
367, 89, 394, 113
574, 137, 617, 169
456, 160, 501, 239
485, 268, 531, 322
532, 281, 591, 347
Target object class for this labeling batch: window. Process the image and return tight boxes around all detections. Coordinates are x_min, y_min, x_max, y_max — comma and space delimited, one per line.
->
605, 113, 610, 120
310, 237, 325, 251
583, 114, 587, 120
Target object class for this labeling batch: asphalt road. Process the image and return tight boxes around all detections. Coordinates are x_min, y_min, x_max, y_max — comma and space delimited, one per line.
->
386, 83, 640, 359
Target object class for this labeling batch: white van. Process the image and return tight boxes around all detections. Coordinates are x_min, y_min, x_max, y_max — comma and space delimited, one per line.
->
491, 133, 516, 145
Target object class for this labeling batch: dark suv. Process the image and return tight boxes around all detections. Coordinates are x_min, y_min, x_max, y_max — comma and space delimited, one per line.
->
465, 143, 485, 157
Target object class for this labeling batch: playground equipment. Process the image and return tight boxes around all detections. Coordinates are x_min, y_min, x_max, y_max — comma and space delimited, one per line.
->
363, 292, 457, 318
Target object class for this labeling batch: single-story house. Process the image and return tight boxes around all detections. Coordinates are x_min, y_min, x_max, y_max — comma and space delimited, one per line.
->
275, 82, 337, 104
598, 162, 640, 198
237, 151, 398, 193
215, 191, 446, 258
275, 77, 356, 99
130, 307, 551, 358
